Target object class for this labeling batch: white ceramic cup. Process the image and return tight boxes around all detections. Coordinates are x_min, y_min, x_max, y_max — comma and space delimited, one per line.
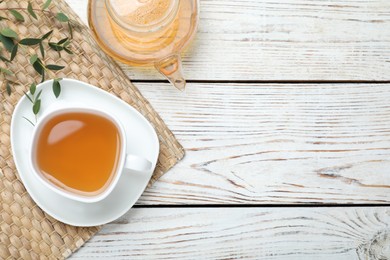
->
29, 103, 153, 203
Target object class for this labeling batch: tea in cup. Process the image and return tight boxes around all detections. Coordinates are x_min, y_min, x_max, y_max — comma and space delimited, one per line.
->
29, 104, 152, 203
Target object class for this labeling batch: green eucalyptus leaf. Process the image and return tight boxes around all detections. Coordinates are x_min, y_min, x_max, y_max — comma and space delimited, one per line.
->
23, 116, 35, 126
0, 55, 9, 62
9, 10, 24, 22
0, 35, 14, 52
35, 89, 43, 100
63, 40, 70, 47
43, 0, 52, 9
57, 37, 68, 45
19, 38, 41, 45
32, 58, 44, 75
68, 21, 73, 39
64, 47, 73, 54
0, 16, 8, 21
39, 42, 44, 57
23, 91, 34, 103
52, 79, 61, 98
48, 42, 63, 51
56, 12, 69, 22
0, 67, 13, 75
27, 2, 38, 20
1, 28, 17, 39
46, 64, 64, 71
10, 43, 17, 61
41, 30, 53, 40
30, 54, 38, 64
6, 82, 11, 95
40, 69, 45, 83
30, 83, 36, 95
32, 99, 41, 115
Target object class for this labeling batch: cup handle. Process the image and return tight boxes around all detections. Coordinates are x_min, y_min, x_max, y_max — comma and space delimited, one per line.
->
124, 154, 153, 174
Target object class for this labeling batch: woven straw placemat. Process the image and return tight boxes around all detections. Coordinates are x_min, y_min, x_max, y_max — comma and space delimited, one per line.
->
0, 0, 184, 259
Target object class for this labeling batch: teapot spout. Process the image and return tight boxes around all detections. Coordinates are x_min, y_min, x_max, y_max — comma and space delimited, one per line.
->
155, 54, 186, 91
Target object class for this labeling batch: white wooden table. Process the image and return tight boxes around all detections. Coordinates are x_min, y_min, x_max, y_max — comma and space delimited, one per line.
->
67, 1, 390, 259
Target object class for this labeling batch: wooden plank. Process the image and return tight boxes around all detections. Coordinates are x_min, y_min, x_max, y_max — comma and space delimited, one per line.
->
70, 207, 390, 259
66, 0, 390, 81
133, 82, 390, 205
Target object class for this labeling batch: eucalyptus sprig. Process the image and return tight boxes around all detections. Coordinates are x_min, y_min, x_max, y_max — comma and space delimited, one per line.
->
24, 83, 42, 121
0, 0, 75, 120
23, 78, 62, 125
49, 37, 73, 57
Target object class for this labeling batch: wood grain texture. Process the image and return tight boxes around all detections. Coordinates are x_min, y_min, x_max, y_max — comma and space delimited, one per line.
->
62, 2, 390, 259
132, 82, 390, 205
70, 207, 390, 259
66, 0, 390, 81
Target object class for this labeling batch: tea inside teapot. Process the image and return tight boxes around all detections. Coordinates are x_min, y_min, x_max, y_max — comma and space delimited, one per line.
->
89, 0, 199, 90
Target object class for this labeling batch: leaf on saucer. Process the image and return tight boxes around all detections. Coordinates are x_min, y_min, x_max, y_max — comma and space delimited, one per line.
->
23, 116, 35, 126
35, 89, 43, 100
32, 99, 41, 115
23, 91, 34, 103
52, 78, 61, 98
30, 83, 36, 95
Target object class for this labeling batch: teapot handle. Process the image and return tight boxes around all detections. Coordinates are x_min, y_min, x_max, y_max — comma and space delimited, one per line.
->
154, 54, 186, 91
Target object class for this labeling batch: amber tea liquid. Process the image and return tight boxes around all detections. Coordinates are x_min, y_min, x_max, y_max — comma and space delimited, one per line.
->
35, 112, 121, 196
109, 0, 174, 27
89, 0, 199, 65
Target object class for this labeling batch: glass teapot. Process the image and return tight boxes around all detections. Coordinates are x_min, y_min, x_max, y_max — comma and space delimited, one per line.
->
88, 0, 199, 90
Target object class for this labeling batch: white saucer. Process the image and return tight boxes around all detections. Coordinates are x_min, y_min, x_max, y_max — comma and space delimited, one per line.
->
10, 78, 159, 227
